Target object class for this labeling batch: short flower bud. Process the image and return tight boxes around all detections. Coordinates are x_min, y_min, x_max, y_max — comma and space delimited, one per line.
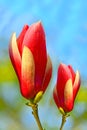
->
53, 63, 81, 113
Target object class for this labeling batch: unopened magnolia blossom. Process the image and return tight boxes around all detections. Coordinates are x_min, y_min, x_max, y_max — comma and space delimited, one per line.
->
53, 63, 80, 113
9, 21, 52, 100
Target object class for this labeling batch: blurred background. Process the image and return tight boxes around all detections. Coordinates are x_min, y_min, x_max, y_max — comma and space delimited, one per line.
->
0, 0, 87, 130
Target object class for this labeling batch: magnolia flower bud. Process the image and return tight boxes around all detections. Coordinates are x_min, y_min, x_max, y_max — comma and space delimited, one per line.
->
53, 63, 80, 112
9, 21, 52, 101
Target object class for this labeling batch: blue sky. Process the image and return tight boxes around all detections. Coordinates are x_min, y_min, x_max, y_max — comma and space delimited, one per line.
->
0, 0, 87, 80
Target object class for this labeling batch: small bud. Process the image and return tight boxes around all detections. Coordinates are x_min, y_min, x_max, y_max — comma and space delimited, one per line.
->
53, 63, 80, 112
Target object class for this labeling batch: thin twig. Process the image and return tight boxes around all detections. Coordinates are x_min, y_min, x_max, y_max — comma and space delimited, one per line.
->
60, 113, 69, 130
26, 102, 44, 130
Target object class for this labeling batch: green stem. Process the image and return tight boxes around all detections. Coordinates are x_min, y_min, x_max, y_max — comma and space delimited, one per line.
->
26, 102, 44, 130
60, 113, 69, 130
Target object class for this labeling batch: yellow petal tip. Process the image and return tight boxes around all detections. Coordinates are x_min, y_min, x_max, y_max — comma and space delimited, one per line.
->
59, 107, 65, 115
33, 91, 43, 104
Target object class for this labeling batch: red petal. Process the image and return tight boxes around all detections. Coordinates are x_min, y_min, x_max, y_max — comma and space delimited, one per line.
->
53, 86, 60, 108
21, 46, 35, 99
41, 55, 52, 92
17, 25, 29, 55
68, 65, 75, 84
9, 33, 21, 82
73, 71, 81, 100
22, 21, 47, 93
56, 63, 72, 109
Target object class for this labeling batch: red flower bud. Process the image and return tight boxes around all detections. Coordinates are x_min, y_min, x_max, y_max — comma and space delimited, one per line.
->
53, 63, 80, 113
9, 21, 52, 100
